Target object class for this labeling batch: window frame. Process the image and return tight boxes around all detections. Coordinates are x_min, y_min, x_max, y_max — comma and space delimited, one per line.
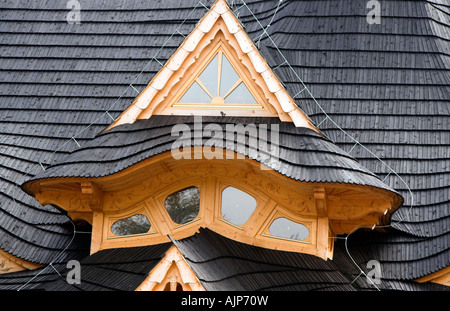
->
102, 175, 320, 258
153, 179, 206, 231
163, 185, 202, 226
177, 49, 259, 108
171, 44, 265, 111
259, 207, 315, 245
107, 208, 157, 239
216, 181, 263, 229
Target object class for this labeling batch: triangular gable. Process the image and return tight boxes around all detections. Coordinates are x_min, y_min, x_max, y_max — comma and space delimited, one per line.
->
135, 245, 205, 291
107, 0, 318, 132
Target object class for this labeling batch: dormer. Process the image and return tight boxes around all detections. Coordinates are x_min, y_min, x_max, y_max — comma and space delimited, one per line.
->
22, 0, 402, 267
106, 0, 316, 131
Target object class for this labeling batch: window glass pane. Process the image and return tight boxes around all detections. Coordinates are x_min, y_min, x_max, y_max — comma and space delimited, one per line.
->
177, 51, 259, 106
111, 214, 151, 236
269, 218, 309, 241
165, 186, 200, 224
198, 54, 218, 97
221, 187, 257, 226
224, 82, 258, 105
219, 54, 240, 97
179, 81, 211, 103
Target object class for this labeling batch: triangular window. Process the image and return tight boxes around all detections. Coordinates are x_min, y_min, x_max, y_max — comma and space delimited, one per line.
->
177, 50, 258, 107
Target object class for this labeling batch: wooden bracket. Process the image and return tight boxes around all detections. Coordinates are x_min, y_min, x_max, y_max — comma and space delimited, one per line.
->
314, 187, 327, 217
81, 181, 104, 212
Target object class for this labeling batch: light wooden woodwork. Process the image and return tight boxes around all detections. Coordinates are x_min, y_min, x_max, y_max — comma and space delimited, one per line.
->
416, 266, 450, 287
136, 245, 205, 291
0, 249, 42, 274
155, 38, 274, 115
106, 0, 317, 131
26, 150, 402, 260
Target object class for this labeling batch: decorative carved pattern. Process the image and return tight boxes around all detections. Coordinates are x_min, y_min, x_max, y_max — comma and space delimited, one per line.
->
136, 246, 205, 291
81, 181, 103, 212
314, 187, 327, 217
30, 154, 397, 261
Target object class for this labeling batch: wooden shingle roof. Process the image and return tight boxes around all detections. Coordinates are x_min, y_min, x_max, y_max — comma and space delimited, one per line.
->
0, 242, 170, 291
0, 0, 448, 288
22, 116, 398, 193
1, 228, 447, 291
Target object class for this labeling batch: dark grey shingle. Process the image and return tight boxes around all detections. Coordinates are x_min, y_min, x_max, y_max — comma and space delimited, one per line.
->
0, 0, 448, 288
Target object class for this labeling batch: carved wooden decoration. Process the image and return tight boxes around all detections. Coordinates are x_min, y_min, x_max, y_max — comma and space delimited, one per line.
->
105, 0, 317, 131
136, 245, 205, 291
0, 249, 42, 273
28, 151, 401, 260
81, 181, 103, 212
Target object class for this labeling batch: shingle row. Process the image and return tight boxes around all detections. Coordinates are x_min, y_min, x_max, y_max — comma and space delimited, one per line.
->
24, 116, 395, 195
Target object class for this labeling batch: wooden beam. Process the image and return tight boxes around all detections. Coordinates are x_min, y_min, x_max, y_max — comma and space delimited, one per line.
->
90, 212, 104, 254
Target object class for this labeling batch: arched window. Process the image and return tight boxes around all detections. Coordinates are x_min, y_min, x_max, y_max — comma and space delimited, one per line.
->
111, 214, 151, 236
164, 186, 200, 225
269, 218, 310, 241
221, 186, 257, 226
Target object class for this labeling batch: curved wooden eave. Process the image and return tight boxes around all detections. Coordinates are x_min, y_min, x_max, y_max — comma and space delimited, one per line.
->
24, 150, 403, 229
0, 249, 43, 274
416, 266, 450, 287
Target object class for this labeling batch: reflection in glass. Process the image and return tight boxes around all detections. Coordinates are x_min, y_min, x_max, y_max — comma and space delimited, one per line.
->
111, 214, 151, 236
221, 187, 257, 226
165, 186, 200, 224
219, 54, 240, 97
199, 54, 218, 96
224, 82, 258, 105
179, 81, 211, 103
269, 218, 309, 241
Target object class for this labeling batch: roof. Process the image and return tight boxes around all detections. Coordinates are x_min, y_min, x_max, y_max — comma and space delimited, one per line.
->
0, 242, 171, 291
22, 115, 397, 194
1, 228, 447, 291
173, 228, 449, 291
0, 0, 449, 289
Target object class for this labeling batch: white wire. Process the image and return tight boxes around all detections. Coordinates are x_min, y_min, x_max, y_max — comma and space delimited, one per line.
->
16, 219, 77, 291
254, 0, 283, 46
